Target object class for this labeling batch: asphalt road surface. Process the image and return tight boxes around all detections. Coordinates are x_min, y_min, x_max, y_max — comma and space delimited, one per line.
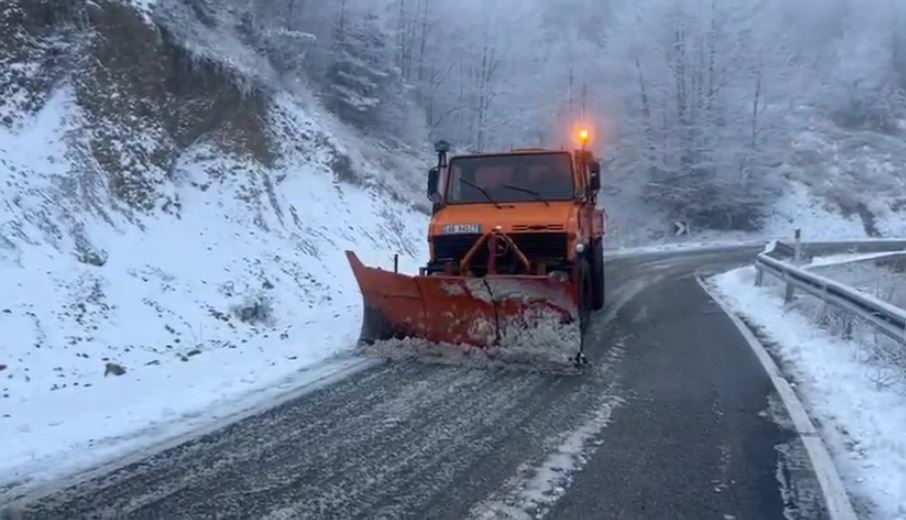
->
5, 246, 833, 519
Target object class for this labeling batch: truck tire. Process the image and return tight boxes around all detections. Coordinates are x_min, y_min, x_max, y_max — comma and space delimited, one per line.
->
590, 240, 605, 311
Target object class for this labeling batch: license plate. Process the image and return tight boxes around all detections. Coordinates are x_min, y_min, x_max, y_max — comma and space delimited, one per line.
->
444, 224, 481, 235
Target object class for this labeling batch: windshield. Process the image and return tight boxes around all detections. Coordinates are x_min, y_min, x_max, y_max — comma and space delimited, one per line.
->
446, 153, 575, 204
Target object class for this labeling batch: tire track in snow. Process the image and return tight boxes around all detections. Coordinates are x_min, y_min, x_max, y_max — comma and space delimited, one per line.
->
468, 344, 626, 520
88, 363, 472, 516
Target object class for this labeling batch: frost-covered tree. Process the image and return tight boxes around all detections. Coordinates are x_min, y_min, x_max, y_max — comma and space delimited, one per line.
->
598, 0, 801, 230
325, 10, 386, 125
216, 0, 906, 229
324, 8, 423, 145
821, 2, 906, 133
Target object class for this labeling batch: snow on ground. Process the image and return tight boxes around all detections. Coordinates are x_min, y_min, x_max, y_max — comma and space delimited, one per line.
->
117, 0, 158, 22
0, 87, 427, 489
128, 0, 157, 12
788, 114, 906, 238
760, 182, 871, 240
362, 335, 583, 376
711, 267, 906, 519
603, 180, 904, 252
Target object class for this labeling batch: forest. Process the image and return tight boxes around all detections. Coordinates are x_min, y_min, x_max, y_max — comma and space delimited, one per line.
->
237, 0, 906, 230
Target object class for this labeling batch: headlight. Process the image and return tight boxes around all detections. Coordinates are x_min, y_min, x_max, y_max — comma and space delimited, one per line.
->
575, 242, 586, 254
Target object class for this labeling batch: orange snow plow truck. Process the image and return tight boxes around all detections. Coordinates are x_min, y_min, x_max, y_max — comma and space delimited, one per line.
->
345, 134, 606, 367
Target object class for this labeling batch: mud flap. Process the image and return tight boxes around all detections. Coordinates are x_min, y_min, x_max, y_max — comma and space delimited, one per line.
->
346, 252, 581, 357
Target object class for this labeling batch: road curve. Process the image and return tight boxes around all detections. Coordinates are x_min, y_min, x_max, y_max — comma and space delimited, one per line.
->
4, 246, 832, 519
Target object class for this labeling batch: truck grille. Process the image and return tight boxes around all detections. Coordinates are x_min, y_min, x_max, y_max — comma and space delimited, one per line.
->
433, 233, 568, 263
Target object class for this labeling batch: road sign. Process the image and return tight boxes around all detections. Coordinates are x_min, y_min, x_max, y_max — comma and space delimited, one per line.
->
674, 221, 689, 237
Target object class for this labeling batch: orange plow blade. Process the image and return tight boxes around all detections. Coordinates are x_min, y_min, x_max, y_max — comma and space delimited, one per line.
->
346, 252, 582, 364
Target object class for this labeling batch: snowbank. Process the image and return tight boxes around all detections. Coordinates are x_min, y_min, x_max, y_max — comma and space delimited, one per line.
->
0, 87, 427, 488
711, 267, 906, 519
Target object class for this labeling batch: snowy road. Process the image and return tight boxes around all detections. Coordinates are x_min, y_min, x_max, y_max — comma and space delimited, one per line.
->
4, 247, 834, 519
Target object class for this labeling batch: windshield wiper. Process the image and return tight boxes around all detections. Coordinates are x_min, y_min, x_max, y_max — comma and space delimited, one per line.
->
460, 178, 502, 208
502, 184, 550, 207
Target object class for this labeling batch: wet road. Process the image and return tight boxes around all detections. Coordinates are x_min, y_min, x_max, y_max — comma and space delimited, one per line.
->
4, 246, 832, 519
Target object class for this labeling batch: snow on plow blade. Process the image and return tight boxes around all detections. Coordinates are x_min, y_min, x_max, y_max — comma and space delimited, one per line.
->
345, 252, 581, 363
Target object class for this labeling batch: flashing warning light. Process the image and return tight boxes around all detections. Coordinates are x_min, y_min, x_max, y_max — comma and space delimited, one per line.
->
578, 129, 590, 143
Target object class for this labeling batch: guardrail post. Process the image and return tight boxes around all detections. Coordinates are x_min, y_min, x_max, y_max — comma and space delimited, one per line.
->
755, 266, 764, 287
794, 229, 802, 264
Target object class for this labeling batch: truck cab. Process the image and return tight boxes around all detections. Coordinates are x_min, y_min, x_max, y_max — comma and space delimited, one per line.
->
424, 140, 606, 311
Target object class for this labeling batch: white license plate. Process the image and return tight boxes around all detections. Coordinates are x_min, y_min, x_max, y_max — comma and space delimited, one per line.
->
444, 224, 481, 235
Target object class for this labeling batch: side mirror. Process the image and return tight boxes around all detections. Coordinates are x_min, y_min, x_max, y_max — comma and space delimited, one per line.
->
427, 167, 440, 201
589, 161, 602, 192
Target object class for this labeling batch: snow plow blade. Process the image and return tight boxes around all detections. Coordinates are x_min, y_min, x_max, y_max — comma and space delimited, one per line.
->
345, 251, 581, 362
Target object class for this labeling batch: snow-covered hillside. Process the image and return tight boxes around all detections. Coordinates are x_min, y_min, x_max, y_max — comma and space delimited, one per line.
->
1, 0, 426, 488
785, 108, 906, 237
601, 113, 906, 249
603, 177, 906, 250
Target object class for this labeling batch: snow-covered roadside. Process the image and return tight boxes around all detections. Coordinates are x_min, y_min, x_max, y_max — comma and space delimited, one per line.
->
711, 267, 906, 519
0, 89, 428, 490
0, 356, 379, 499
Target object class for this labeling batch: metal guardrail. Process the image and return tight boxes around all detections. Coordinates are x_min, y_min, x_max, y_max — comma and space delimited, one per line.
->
755, 240, 906, 343
801, 240, 906, 257
772, 240, 797, 260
